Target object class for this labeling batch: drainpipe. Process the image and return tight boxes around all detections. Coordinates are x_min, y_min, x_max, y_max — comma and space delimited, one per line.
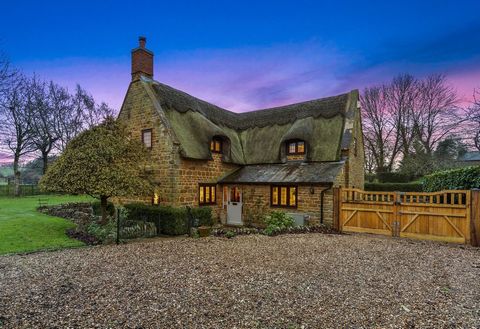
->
320, 183, 333, 224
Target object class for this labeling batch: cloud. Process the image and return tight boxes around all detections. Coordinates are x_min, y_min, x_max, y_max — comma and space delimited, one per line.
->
14, 37, 480, 114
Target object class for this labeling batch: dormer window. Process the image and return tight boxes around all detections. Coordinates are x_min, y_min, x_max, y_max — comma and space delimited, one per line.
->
210, 137, 223, 153
286, 140, 305, 155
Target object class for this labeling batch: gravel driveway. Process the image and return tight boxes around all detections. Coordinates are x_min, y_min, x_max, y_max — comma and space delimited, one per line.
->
1, 233, 479, 328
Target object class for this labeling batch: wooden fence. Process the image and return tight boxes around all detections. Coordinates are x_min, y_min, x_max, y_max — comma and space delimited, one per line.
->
333, 188, 480, 246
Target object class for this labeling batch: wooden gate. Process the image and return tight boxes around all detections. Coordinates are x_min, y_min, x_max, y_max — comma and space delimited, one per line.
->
337, 188, 474, 244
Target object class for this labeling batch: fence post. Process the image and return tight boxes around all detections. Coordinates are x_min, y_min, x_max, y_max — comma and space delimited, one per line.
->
116, 208, 120, 245
470, 189, 480, 247
333, 187, 341, 231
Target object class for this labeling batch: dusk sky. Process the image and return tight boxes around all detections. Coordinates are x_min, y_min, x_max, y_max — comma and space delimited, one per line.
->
1, 0, 480, 113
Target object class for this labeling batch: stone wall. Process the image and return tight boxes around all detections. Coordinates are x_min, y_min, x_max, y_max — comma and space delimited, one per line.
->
176, 153, 239, 210
116, 80, 180, 205
218, 184, 335, 227
116, 80, 239, 209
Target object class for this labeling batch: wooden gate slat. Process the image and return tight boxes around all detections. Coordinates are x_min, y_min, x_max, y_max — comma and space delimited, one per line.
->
339, 188, 471, 245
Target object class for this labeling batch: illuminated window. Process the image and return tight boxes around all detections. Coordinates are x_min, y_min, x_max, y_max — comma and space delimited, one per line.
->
272, 187, 279, 205
142, 129, 152, 149
271, 185, 297, 208
230, 186, 241, 202
210, 137, 223, 153
286, 140, 305, 155
152, 192, 159, 205
199, 184, 216, 205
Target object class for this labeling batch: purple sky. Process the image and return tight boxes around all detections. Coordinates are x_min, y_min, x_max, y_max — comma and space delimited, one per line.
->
1, 1, 480, 163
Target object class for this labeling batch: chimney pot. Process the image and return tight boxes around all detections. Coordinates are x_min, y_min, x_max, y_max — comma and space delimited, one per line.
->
139, 36, 146, 49
131, 36, 153, 81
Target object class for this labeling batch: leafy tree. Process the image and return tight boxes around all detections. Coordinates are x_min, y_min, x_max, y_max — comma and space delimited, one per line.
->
40, 117, 153, 222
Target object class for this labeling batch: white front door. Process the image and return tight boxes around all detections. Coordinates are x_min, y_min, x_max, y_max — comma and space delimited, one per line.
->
227, 186, 242, 225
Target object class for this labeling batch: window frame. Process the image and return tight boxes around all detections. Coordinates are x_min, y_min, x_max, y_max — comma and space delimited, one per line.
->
199, 183, 217, 206
210, 137, 223, 154
270, 185, 298, 208
141, 128, 153, 149
286, 140, 305, 155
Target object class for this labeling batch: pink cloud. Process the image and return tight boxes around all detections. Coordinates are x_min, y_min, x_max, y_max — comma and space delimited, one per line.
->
14, 42, 480, 114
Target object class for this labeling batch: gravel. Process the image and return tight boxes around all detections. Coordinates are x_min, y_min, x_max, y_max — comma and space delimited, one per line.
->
1, 233, 479, 328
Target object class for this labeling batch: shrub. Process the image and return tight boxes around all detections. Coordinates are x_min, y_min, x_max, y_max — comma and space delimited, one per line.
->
422, 166, 480, 192
124, 203, 161, 233
125, 203, 188, 236
91, 200, 115, 217
376, 172, 414, 183
87, 218, 117, 244
263, 211, 295, 235
159, 206, 188, 235
121, 220, 157, 239
364, 182, 423, 192
225, 230, 236, 239
190, 206, 213, 227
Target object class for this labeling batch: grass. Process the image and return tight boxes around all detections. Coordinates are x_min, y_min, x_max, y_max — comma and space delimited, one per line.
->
0, 194, 94, 255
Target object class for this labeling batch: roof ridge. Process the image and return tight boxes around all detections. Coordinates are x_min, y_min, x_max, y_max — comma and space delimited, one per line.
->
151, 79, 351, 130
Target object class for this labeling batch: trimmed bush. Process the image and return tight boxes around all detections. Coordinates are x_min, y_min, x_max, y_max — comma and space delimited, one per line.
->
124, 203, 188, 236
159, 206, 188, 235
365, 182, 423, 192
124, 203, 162, 233
190, 206, 214, 227
91, 200, 115, 217
422, 166, 480, 192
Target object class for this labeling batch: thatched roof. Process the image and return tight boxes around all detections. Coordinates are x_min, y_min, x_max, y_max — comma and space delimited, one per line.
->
141, 77, 358, 165
219, 162, 344, 184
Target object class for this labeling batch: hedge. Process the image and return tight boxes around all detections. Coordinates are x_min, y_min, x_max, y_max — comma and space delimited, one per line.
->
376, 172, 414, 183
190, 206, 214, 226
123, 203, 214, 236
364, 182, 423, 192
422, 166, 480, 192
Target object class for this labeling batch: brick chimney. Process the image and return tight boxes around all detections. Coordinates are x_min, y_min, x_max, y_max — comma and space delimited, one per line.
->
131, 36, 153, 81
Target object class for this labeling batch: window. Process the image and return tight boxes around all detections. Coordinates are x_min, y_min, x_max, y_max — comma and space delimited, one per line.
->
199, 184, 216, 205
142, 129, 152, 149
271, 185, 297, 208
152, 192, 159, 205
210, 137, 223, 153
286, 140, 305, 155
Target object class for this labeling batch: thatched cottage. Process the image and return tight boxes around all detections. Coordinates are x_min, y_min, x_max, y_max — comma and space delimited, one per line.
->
117, 37, 364, 226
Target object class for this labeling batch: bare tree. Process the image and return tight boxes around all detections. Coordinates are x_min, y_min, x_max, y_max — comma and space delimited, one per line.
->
361, 86, 399, 173
413, 74, 459, 155
30, 78, 60, 174
55, 84, 114, 152
0, 74, 35, 196
361, 73, 463, 176
466, 89, 480, 151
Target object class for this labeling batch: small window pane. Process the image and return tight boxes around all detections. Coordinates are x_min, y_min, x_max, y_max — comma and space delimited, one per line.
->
297, 142, 305, 154
215, 141, 221, 152
142, 130, 152, 148
272, 187, 278, 205
211, 186, 215, 202
199, 187, 204, 203
280, 187, 287, 205
289, 142, 296, 154
205, 186, 210, 202
289, 187, 296, 206
210, 140, 215, 151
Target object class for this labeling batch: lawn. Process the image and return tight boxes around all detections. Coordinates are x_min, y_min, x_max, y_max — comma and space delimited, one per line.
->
0, 194, 93, 255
